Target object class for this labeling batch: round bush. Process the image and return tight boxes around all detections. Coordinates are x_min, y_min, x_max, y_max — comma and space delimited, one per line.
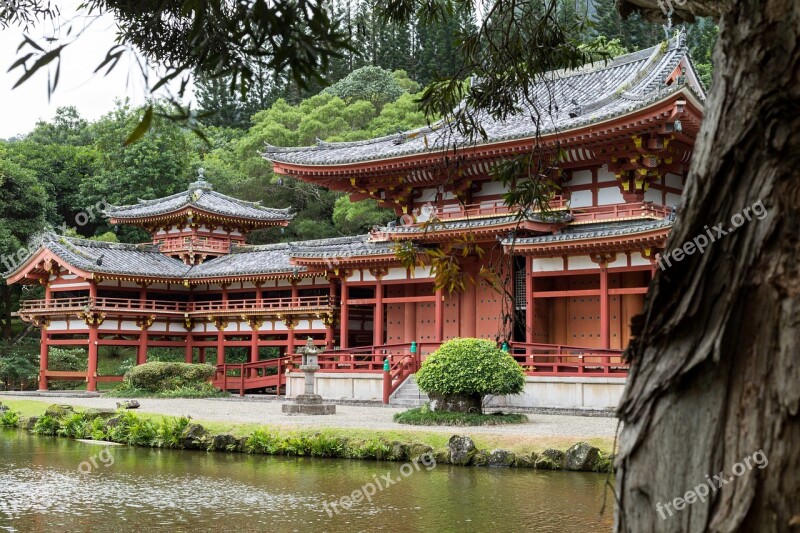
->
416, 338, 525, 397
124, 362, 215, 392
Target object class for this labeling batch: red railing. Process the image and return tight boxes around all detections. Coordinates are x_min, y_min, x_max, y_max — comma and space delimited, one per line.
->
382, 352, 422, 403
160, 238, 230, 254
18, 295, 334, 316
569, 202, 670, 223
214, 356, 292, 396
506, 341, 627, 376
192, 295, 332, 313
432, 195, 569, 222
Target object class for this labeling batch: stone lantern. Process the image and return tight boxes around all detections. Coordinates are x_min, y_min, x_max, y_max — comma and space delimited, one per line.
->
282, 337, 335, 415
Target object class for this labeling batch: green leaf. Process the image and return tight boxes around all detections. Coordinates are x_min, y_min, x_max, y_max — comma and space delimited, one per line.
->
124, 105, 154, 146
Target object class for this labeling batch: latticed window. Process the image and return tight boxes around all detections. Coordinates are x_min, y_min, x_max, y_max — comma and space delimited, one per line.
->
515, 267, 527, 310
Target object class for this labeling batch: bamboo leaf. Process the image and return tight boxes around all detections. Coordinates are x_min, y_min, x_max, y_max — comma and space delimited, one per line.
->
124, 105, 154, 146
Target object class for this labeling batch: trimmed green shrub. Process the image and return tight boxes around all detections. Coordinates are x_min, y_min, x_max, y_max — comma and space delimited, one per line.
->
123, 362, 215, 392
415, 338, 525, 412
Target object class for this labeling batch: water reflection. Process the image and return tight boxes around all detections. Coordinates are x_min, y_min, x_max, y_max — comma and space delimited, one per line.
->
0, 429, 613, 532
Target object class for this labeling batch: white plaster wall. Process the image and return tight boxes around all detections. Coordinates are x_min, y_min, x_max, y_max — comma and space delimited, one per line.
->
566, 169, 592, 186
474, 181, 507, 197
598, 186, 624, 205
532, 257, 564, 272
644, 188, 661, 203
629, 251, 652, 267
665, 172, 683, 189
666, 192, 682, 206
383, 267, 407, 281
568, 255, 595, 270
485, 377, 626, 409
597, 166, 616, 182
569, 190, 593, 208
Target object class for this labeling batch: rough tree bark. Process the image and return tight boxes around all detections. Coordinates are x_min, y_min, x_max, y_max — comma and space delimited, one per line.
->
614, 0, 800, 531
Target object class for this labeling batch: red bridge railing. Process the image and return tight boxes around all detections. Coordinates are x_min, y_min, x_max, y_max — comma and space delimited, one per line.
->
506, 342, 628, 376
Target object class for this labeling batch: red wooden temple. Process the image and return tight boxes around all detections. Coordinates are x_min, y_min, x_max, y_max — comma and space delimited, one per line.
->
7, 36, 705, 408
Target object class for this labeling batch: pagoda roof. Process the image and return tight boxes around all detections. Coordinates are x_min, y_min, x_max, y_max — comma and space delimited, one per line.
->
502, 218, 673, 256
105, 178, 293, 223
263, 34, 705, 170
4, 233, 401, 283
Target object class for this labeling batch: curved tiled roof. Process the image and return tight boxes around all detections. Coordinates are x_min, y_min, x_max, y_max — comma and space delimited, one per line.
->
502, 218, 674, 246
4, 233, 398, 281
262, 35, 705, 168
105, 179, 293, 222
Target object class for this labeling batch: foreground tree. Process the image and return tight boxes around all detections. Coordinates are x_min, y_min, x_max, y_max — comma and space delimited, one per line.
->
611, 1, 800, 531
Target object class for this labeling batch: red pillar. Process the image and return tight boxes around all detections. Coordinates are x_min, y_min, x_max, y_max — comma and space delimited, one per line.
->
250, 323, 259, 363
435, 286, 444, 342
461, 264, 477, 338
291, 279, 299, 306
216, 328, 225, 366
403, 284, 416, 345
287, 324, 296, 355
87, 281, 98, 391
39, 329, 49, 391
339, 277, 349, 349
137, 329, 148, 365
39, 282, 51, 390
138, 286, 148, 365
325, 322, 334, 349
185, 290, 194, 362
199, 347, 206, 364
373, 275, 384, 347
600, 265, 610, 349
87, 325, 98, 392
525, 256, 534, 346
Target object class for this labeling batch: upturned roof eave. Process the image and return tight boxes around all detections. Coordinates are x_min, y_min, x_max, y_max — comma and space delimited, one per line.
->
267, 86, 704, 176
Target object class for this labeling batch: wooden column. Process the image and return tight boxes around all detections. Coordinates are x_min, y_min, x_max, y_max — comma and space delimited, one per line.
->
461, 264, 477, 338
87, 281, 98, 392
324, 316, 335, 349
600, 264, 610, 349
138, 286, 148, 365
525, 256, 534, 346
339, 277, 349, 349
39, 328, 49, 391
198, 347, 206, 364
435, 287, 444, 342
250, 320, 261, 363
39, 281, 51, 390
291, 279, 299, 306
87, 324, 99, 392
403, 283, 416, 344
373, 274, 384, 347
286, 322, 296, 356
217, 284, 228, 365
185, 289, 194, 363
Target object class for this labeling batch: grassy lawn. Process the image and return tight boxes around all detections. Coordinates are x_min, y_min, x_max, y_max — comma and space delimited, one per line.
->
0, 398, 615, 456
394, 407, 528, 426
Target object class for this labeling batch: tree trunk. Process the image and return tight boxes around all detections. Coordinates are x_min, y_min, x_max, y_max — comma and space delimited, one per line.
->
0, 284, 12, 340
614, 1, 800, 531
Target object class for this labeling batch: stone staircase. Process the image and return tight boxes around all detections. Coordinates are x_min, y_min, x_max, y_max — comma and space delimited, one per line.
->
389, 375, 429, 407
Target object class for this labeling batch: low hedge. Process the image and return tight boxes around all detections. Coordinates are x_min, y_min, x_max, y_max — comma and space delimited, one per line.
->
123, 362, 215, 392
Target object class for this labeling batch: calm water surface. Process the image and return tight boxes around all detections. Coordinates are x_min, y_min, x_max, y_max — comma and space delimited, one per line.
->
0, 429, 613, 532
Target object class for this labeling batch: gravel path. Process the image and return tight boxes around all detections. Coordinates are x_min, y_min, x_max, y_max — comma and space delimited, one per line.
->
0, 394, 618, 439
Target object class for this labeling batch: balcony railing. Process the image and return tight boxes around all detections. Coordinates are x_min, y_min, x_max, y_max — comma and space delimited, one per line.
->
17, 295, 335, 316
569, 202, 671, 223
433, 195, 569, 222
159, 238, 230, 254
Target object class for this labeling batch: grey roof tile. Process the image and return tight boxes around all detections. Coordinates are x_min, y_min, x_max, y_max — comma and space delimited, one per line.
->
262, 36, 704, 168
106, 179, 293, 222
502, 218, 674, 245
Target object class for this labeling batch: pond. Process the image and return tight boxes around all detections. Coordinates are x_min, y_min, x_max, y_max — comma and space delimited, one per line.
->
0, 429, 613, 532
